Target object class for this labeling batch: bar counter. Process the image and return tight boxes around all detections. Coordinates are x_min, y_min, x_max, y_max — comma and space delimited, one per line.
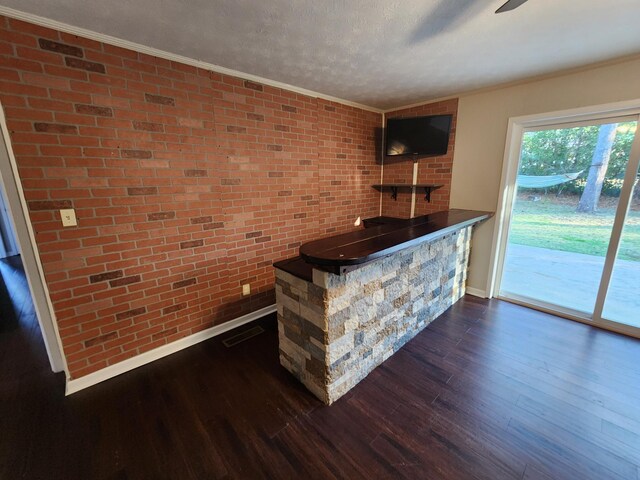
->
274, 209, 490, 404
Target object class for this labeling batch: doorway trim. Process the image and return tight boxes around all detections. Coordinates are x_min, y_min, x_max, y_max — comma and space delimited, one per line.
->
0, 184, 19, 258
0, 103, 67, 373
488, 99, 640, 338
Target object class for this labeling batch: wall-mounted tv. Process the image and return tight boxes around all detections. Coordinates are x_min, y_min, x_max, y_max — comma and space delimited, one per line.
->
385, 114, 452, 157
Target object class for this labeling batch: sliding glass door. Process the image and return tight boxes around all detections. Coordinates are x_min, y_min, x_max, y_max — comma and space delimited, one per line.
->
600, 163, 640, 328
497, 112, 640, 335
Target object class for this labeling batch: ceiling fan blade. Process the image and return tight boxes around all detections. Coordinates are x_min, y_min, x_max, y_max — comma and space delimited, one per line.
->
495, 0, 529, 13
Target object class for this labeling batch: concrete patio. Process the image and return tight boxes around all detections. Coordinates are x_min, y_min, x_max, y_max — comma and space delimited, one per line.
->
501, 244, 640, 329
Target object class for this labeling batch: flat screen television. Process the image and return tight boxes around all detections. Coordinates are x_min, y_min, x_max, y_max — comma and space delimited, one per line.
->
385, 114, 452, 157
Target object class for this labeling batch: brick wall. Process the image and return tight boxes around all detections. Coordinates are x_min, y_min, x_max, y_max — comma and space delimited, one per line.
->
317, 99, 381, 235
382, 98, 458, 218
0, 16, 381, 378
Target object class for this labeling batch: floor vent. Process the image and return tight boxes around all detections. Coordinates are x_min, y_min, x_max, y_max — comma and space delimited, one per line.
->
222, 325, 265, 347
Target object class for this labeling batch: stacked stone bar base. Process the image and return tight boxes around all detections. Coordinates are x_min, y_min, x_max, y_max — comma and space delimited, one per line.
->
275, 225, 472, 405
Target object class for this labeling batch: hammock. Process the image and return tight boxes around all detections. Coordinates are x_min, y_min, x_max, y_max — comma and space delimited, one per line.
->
517, 170, 583, 189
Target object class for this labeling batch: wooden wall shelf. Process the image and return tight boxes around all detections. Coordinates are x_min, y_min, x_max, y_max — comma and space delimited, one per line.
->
372, 184, 444, 202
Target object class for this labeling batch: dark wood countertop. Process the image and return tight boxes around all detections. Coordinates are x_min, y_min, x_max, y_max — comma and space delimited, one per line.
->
272, 256, 314, 282
299, 209, 491, 273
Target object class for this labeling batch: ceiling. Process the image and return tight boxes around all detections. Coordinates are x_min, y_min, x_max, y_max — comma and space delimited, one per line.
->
2, 0, 640, 110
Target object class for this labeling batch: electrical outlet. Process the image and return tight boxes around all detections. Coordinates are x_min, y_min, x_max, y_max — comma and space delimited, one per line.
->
242, 284, 251, 296
60, 209, 77, 227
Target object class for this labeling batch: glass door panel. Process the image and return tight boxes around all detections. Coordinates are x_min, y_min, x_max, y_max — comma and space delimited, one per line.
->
500, 120, 638, 317
601, 169, 640, 327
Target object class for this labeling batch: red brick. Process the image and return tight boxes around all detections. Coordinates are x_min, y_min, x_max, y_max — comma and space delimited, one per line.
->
173, 278, 196, 289
179, 240, 204, 249
132, 120, 164, 132
2, 18, 395, 381
84, 331, 118, 347
147, 211, 176, 221
144, 93, 175, 106
29, 199, 73, 210
203, 222, 224, 230
89, 270, 123, 283
33, 122, 77, 134
243, 80, 263, 91
184, 169, 206, 177
121, 149, 152, 159
65, 57, 106, 74
38, 38, 84, 58
190, 216, 212, 224
75, 104, 113, 117
127, 187, 157, 196
162, 303, 186, 314
109, 275, 142, 287
115, 306, 146, 320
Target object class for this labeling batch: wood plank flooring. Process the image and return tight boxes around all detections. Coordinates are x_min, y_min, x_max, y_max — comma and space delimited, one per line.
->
1, 255, 639, 479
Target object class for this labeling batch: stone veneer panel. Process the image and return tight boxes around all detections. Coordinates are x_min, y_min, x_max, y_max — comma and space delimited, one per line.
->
275, 226, 473, 404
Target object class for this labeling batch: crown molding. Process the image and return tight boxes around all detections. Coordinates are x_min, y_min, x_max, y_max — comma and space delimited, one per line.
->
384, 94, 460, 115
0, 6, 383, 114
8, 8, 639, 122
384, 52, 640, 114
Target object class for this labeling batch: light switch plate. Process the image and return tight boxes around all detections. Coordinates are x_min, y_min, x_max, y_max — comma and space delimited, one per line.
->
242, 284, 251, 296
60, 209, 77, 227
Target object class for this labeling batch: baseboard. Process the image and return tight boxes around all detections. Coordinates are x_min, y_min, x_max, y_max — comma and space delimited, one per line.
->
65, 304, 276, 395
465, 286, 488, 298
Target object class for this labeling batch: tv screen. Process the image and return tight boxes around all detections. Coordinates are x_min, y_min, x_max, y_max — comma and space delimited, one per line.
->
385, 114, 452, 157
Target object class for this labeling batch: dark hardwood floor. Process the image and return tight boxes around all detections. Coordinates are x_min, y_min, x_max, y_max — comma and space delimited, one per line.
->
1, 258, 639, 479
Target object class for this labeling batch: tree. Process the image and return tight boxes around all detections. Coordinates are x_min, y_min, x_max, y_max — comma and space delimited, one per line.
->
520, 126, 596, 176
576, 123, 617, 213
517, 122, 634, 198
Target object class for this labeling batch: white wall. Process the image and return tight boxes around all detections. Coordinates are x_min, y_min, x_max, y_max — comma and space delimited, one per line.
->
450, 56, 640, 295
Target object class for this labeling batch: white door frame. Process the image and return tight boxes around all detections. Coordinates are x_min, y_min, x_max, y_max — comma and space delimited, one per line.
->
0, 103, 67, 373
0, 182, 19, 258
488, 99, 640, 338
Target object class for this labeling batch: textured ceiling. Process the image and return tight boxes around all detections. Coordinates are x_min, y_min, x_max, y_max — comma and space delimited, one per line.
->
2, 0, 640, 110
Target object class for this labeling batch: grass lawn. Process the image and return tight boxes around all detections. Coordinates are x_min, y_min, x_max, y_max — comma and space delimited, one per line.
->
509, 194, 640, 262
